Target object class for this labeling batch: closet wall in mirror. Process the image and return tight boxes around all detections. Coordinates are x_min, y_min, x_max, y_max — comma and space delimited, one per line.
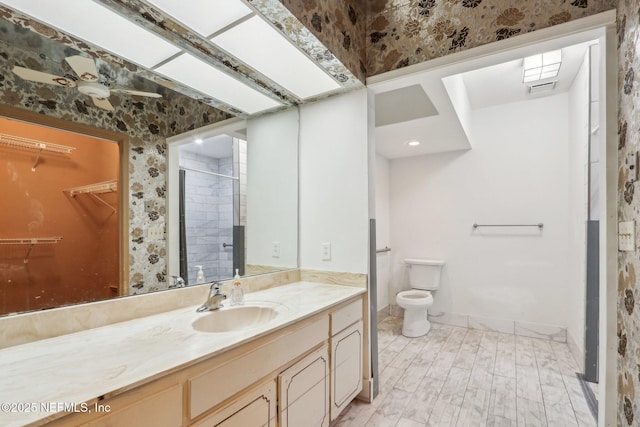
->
0, 118, 119, 315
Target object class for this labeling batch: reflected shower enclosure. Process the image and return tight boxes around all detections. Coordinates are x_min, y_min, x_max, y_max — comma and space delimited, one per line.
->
178, 135, 246, 285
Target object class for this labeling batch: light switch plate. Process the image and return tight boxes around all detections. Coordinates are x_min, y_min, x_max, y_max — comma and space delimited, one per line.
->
628, 152, 638, 183
147, 226, 164, 240
619, 221, 635, 251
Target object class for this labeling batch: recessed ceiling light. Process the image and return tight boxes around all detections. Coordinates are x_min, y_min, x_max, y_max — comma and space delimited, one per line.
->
154, 53, 283, 114
522, 50, 562, 83
145, 0, 252, 37
407, 140, 421, 147
212, 15, 341, 99
195, 138, 203, 144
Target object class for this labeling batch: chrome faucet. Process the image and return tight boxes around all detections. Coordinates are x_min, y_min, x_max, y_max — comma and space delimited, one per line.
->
197, 282, 227, 312
168, 275, 185, 288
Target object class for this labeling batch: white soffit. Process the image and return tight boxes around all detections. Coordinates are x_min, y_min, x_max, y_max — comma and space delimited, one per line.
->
155, 53, 283, 114
144, 0, 253, 37
375, 84, 439, 127
0, 0, 181, 68
212, 15, 341, 100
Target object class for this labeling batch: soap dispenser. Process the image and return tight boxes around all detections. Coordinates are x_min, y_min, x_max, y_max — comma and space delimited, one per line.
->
231, 268, 244, 305
195, 265, 205, 284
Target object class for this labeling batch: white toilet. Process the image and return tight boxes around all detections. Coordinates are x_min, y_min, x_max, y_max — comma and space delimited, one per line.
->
396, 258, 444, 337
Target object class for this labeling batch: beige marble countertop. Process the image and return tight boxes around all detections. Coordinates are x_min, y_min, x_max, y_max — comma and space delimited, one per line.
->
0, 282, 365, 426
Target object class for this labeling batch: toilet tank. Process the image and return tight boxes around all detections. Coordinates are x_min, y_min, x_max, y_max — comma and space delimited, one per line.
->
405, 258, 444, 291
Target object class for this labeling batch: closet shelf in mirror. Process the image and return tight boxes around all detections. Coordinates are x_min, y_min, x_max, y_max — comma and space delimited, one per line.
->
0, 133, 75, 154
65, 180, 118, 213
0, 237, 63, 263
0, 133, 76, 172
65, 180, 117, 197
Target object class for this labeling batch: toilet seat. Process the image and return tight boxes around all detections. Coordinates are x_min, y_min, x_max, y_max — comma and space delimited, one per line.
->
396, 289, 434, 337
396, 289, 433, 308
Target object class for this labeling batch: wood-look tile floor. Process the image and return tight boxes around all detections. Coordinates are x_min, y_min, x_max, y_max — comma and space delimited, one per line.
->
334, 317, 597, 427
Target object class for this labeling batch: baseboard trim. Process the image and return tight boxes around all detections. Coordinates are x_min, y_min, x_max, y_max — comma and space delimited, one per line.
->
377, 305, 389, 323
567, 330, 585, 372
357, 378, 373, 403
390, 304, 568, 343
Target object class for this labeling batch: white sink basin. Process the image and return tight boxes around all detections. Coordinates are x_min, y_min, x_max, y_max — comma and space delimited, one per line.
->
192, 304, 280, 333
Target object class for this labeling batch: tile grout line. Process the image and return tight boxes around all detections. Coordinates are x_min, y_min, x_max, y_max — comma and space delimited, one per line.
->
531, 338, 551, 426
486, 331, 499, 426
452, 328, 479, 427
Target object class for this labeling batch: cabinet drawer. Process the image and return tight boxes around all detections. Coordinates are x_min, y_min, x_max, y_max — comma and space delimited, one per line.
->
86, 384, 182, 427
278, 345, 329, 427
192, 380, 276, 427
190, 315, 329, 419
330, 298, 362, 335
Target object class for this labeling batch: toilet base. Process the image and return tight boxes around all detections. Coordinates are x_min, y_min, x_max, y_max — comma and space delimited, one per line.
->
401, 308, 431, 338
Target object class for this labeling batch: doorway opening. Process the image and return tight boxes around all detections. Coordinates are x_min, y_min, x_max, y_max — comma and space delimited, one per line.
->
367, 12, 616, 425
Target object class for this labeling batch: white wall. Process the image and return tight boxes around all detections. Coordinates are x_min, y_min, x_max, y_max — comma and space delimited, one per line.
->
567, 51, 591, 366
375, 154, 391, 310
389, 94, 572, 328
246, 108, 298, 268
299, 89, 370, 274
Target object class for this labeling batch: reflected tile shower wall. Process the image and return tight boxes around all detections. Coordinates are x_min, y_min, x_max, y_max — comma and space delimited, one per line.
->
180, 151, 234, 283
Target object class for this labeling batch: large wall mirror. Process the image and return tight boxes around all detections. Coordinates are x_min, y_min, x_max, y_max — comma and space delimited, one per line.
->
0, 12, 299, 317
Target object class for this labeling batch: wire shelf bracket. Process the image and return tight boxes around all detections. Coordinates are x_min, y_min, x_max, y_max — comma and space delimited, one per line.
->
65, 180, 118, 213
0, 237, 63, 263
0, 133, 76, 172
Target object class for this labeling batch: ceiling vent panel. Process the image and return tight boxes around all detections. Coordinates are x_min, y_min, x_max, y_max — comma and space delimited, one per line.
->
527, 81, 557, 95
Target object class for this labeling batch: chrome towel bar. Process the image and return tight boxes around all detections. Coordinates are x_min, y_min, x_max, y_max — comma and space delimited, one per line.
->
473, 223, 543, 229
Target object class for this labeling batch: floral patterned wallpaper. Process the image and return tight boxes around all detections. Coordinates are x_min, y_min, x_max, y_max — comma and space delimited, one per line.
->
0, 18, 232, 296
618, 1, 640, 424
273, 0, 616, 78
366, 0, 616, 75
277, 0, 367, 82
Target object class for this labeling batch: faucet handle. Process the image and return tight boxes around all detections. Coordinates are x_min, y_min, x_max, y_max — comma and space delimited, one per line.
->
210, 282, 222, 293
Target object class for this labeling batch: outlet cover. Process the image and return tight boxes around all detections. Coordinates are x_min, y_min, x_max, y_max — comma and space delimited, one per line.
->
272, 241, 280, 258
321, 242, 331, 261
619, 221, 635, 251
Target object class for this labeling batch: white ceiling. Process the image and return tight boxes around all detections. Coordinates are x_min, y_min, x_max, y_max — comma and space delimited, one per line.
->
462, 40, 595, 110
180, 134, 233, 159
370, 34, 599, 159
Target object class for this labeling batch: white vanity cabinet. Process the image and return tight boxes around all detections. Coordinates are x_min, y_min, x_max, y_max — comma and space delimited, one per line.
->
330, 299, 364, 421
46, 294, 364, 427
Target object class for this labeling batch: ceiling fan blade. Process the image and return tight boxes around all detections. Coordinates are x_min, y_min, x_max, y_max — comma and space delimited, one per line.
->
12, 66, 76, 88
111, 88, 162, 98
91, 97, 114, 111
65, 55, 99, 82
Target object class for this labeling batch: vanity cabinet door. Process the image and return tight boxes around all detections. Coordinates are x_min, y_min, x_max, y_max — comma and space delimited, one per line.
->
278, 344, 329, 427
191, 380, 276, 427
330, 320, 363, 421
